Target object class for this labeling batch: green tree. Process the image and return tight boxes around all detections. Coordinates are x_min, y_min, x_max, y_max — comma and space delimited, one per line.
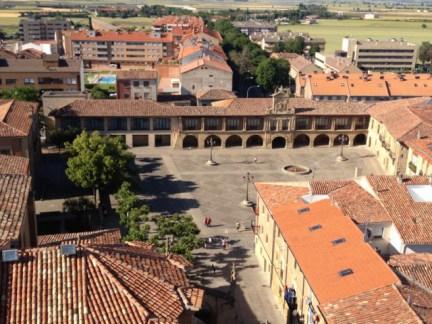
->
422, 23, 427, 29
115, 181, 149, 226
0, 87, 39, 101
419, 41, 432, 64
308, 44, 321, 58
273, 42, 286, 53
47, 127, 80, 150
90, 85, 111, 99
256, 58, 291, 93
65, 131, 134, 208
152, 214, 202, 260
284, 36, 305, 54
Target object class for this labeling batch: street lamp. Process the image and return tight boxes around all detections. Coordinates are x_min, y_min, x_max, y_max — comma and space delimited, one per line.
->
241, 172, 254, 207
246, 85, 261, 98
336, 135, 349, 162
206, 137, 218, 166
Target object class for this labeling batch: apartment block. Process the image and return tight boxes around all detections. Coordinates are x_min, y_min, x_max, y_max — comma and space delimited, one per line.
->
0, 55, 83, 92
251, 31, 325, 54
62, 30, 174, 67
116, 70, 158, 100
232, 20, 277, 36
19, 18, 70, 42
342, 37, 417, 72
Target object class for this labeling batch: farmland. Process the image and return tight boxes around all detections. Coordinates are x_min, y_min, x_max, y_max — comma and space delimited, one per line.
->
278, 19, 432, 54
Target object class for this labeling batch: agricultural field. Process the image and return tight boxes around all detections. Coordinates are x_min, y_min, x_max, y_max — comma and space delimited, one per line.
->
279, 19, 432, 54
97, 17, 155, 30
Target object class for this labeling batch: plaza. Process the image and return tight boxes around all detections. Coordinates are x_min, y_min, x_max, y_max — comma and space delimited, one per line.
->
131, 145, 383, 324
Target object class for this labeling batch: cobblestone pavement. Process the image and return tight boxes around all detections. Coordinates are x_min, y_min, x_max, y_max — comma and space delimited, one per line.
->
131, 146, 384, 324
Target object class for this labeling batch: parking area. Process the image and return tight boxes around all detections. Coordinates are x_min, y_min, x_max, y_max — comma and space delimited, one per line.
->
132, 146, 383, 324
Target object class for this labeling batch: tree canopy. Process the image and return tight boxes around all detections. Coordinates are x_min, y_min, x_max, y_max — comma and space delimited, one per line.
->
256, 58, 291, 93
0, 87, 39, 101
419, 41, 432, 64
90, 86, 111, 99
65, 131, 134, 198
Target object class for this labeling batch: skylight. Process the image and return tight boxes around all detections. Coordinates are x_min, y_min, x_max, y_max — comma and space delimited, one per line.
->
339, 268, 354, 277
407, 185, 432, 203
301, 194, 329, 204
297, 207, 310, 214
309, 224, 322, 231
332, 238, 346, 246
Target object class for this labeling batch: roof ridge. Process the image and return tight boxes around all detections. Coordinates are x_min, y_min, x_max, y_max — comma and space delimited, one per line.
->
86, 249, 152, 317
0, 100, 13, 121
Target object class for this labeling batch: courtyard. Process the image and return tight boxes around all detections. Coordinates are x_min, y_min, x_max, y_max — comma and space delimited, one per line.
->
131, 145, 383, 324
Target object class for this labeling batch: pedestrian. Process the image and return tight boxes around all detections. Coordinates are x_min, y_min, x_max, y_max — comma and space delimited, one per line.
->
208, 217, 212, 227
221, 238, 225, 249
211, 264, 216, 274
204, 217, 208, 226
253, 157, 258, 164
236, 222, 240, 231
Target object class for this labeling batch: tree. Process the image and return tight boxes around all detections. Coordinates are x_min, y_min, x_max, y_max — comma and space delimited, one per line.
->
256, 58, 291, 93
284, 36, 305, 54
65, 131, 134, 208
47, 127, 80, 150
152, 214, 202, 260
90, 85, 111, 99
422, 23, 427, 29
419, 41, 432, 64
273, 42, 286, 53
308, 44, 321, 58
0, 87, 39, 101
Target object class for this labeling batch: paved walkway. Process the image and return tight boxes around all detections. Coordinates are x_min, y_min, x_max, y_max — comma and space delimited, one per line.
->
132, 146, 384, 324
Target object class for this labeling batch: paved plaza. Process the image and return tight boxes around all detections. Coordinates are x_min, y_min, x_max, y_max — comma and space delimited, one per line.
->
131, 146, 384, 324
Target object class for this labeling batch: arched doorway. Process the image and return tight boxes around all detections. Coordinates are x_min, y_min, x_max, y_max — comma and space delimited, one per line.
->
183, 135, 198, 148
226, 135, 242, 148
246, 135, 263, 148
293, 134, 310, 148
353, 134, 367, 146
272, 137, 286, 149
204, 135, 222, 147
334, 134, 349, 146
313, 134, 330, 147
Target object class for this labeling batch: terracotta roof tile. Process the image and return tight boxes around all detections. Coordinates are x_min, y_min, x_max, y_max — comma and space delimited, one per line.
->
271, 199, 399, 304
116, 70, 157, 80
0, 100, 38, 137
255, 182, 309, 213
367, 175, 432, 245
67, 30, 173, 43
0, 243, 203, 323
0, 174, 31, 246
196, 88, 236, 100
180, 56, 232, 74
319, 285, 421, 324
405, 137, 432, 164
396, 284, 432, 323
389, 253, 432, 290
0, 155, 29, 175
38, 228, 122, 247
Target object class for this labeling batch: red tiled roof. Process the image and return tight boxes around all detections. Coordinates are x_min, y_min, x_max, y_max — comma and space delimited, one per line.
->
319, 285, 421, 324
0, 155, 29, 175
405, 137, 432, 165
389, 253, 432, 290
0, 174, 31, 247
255, 182, 309, 213
180, 56, 232, 74
116, 70, 158, 80
38, 229, 122, 247
196, 88, 236, 100
0, 100, 38, 137
271, 199, 399, 304
367, 175, 432, 245
368, 97, 432, 141
0, 243, 203, 323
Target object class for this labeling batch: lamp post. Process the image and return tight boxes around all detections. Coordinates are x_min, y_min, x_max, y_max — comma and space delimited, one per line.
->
246, 85, 261, 98
206, 137, 218, 166
241, 172, 254, 207
336, 134, 349, 162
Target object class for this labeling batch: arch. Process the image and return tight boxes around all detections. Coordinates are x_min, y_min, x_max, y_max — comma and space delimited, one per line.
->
353, 134, 367, 146
272, 137, 286, 149
334, 134, 349, 146
313, 134, 330, 147
246, 135, 263, 148
225, 135, 242, 148
204, 135, 222, 147
182, 135, 198, 148
293, 134, 310, 148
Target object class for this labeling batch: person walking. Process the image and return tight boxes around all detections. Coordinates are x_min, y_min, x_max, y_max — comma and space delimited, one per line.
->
207, 217, 212, 227
211, 264, 216, 274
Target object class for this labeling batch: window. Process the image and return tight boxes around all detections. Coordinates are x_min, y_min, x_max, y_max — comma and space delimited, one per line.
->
133, 80, 140, 87
155, 134, 171, 147
65, 78, 77, 85
0, 149, 11, 155
24, 78, 35, 84
281, 119, 289, 131
332, 238, 346, 246
226, 118, 242, 130
246, 118, 263, 130
143, 81, 149, 87
308, 224, 322, 231
5, 79, 16, 85
339, 268, 354, 277
205, 118, 222, 130
84, 118, 104, 131
183, 118, 201, 130
270, 120, 277, 131
335, 117, 351, 130
61, 117, 80, 130
123, 80, 130, 87
108, 118, 127, 131
315, 117, 331, 130
355, 116, 369, 130
153, 118, 171, 130
295, 117, 311, 130
132, 118, 149, 130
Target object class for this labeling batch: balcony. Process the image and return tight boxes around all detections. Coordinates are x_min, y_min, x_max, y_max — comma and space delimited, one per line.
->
408, 162, 417, 174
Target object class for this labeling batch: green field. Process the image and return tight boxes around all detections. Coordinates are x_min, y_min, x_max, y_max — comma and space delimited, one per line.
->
279, 19, 432, 54
97, 16, 154, 30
